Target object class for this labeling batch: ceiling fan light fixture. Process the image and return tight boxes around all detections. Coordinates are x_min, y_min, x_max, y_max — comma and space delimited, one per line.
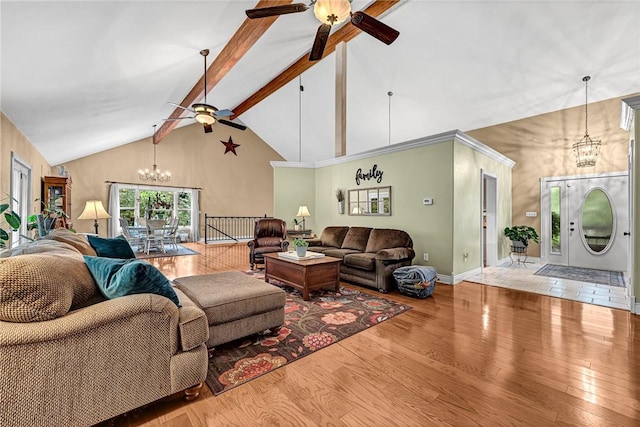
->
314, 0, 351, 25
193, 103, 217, 125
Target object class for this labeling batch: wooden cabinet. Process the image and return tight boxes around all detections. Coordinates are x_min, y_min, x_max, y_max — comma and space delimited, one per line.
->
42, 176, 72, 229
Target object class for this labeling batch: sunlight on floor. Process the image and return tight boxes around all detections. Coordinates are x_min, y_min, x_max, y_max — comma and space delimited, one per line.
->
467, 262, 629, 310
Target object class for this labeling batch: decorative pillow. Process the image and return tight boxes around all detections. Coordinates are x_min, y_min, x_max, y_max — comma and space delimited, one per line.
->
44, 228, 97, 256
365, 229, 412, 253
0, 253, 97, 322
83, 256, 180, 307
320, 226, 349, 248
341, 227, 373, 252
87, 235, 136, 259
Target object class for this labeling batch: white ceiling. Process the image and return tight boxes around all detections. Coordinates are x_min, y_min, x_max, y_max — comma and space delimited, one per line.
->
2, 1, 639, 166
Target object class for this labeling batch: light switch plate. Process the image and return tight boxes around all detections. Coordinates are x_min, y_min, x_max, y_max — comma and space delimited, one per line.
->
423, 198, 433, 205
525, 211, 537, 217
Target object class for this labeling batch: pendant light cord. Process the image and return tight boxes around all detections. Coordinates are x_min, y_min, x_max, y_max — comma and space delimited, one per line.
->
388, 91, 393, 145
583, 75, 590, 136
299, 76, 303, 162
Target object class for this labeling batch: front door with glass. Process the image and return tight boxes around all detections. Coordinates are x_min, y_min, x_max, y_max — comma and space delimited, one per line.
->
541, 173, 629, 272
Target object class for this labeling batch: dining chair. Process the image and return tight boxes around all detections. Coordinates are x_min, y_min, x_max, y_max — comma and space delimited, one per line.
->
119, 218, 145, 249
145, 219, 167, 254
163, 217, 180, 251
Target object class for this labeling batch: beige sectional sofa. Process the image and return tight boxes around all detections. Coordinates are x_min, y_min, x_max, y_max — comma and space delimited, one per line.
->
305, 226, 415, 293
0, 230, 209, 427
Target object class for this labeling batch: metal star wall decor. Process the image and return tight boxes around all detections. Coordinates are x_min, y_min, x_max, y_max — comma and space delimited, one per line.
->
220, 136, 240, 156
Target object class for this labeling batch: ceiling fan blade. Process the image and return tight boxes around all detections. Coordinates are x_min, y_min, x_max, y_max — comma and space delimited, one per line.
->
246, 3, 308, 19
203, 123, 213, 133
309, 24, 331, 61
214, 109, 234, 118
218, 119, 247, 131
350, 11, 399, 45
167, 102, 195, 112
163, 116, 195, 121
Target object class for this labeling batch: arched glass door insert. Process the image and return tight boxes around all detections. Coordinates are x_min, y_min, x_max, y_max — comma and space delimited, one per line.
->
580, 188, 614, 253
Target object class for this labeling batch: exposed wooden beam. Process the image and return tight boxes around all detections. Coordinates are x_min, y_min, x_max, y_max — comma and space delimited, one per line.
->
154, 0, 293, 143
231, 0, 400, 119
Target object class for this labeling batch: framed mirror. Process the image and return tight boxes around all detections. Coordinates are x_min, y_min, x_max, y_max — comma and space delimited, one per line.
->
348, 186, 391, 216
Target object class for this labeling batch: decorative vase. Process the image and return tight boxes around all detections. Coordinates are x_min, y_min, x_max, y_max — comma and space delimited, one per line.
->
294, 224, 301, 231
296, 246, 307, 257
338, 201, 344, 215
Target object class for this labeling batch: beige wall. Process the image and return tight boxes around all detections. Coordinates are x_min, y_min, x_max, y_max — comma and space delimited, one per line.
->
0, 113, 53, 220
63, 122, 283, 235
468, 95, 634, 257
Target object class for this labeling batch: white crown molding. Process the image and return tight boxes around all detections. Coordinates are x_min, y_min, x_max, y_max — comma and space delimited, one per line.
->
270, 161, 316, 168
620, 95, 640, 131
271, 130, 516, 170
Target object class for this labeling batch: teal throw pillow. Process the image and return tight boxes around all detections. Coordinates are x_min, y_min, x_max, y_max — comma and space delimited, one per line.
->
83, 256, 180, 307
87, 235, 136, 259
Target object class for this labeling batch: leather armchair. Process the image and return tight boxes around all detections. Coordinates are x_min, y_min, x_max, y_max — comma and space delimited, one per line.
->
247, 218, 289, 269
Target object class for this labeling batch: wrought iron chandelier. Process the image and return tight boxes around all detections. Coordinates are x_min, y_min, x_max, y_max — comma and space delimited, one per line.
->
138, 125, 171, 182
572, 76, 601, 168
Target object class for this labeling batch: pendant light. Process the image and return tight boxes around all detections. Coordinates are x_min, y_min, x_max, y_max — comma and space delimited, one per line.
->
138, 125, 171, 182
572, 76, 601, 168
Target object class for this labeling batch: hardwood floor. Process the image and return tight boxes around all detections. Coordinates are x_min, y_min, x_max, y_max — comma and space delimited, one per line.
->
107, 242, 640, 426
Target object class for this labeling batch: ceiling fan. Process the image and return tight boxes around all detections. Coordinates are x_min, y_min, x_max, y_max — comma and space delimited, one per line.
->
165, 49, 246, 133
245, 0, 399, 61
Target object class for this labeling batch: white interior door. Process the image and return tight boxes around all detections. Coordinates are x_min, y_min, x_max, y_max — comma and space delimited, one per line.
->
10, 154, 31, 246
541, 173, 629, 272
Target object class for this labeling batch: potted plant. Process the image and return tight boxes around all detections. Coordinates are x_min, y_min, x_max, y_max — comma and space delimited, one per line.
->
504, 225, 539, 253
0, 198, 21, 248
336, 189, 345, 214
292, 237, 309, 257
292, 218, 301, 231
27, 198, 71, 237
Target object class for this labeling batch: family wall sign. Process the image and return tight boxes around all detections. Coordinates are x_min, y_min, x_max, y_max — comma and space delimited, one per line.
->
355, 164, 384, 185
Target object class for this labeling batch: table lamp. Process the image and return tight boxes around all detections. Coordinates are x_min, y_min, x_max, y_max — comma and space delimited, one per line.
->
78, 200, 111, 235
296, 205, 311, 231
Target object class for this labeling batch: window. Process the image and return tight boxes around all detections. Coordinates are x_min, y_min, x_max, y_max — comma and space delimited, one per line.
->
111, 183, 198, 241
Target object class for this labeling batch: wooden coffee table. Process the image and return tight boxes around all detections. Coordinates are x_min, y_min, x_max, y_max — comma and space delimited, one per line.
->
263, 253, 341, 301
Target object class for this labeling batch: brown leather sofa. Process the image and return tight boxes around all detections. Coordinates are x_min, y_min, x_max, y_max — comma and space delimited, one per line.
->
305, 226, 415, 293
248, 218, 289, 270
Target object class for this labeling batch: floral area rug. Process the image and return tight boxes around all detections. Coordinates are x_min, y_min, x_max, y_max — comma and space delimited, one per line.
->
205, 273, 411, 395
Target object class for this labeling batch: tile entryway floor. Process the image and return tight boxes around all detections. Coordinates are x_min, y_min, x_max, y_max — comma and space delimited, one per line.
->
466, 262, 630, 310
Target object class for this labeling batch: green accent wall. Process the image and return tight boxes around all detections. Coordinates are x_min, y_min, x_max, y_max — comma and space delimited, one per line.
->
272, 131, 514, 281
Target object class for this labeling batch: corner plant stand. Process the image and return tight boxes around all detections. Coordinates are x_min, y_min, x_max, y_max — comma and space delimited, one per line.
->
509, 240, 528, 266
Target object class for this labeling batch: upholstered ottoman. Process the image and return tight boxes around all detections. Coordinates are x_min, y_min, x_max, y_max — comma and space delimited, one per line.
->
172, 271, 286, 348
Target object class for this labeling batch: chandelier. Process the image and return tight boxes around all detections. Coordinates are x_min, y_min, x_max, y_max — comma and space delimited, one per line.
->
138, 125, 171, 182
572, 76, 601, 168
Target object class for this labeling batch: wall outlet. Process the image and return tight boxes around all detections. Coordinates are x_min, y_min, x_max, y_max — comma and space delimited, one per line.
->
463, 252, 469, 262
525, 211, 537, 217
423, 253, 429, 261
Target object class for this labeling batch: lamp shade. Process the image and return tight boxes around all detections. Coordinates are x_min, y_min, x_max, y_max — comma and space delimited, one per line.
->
296, 206, 311, 217
78, 200, 111, 220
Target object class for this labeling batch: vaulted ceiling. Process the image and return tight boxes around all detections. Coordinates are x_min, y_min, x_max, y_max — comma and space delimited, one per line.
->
2, 1, 639, 166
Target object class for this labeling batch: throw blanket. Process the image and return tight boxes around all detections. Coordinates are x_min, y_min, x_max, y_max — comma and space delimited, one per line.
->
393, 266, 437, 284
393, 266, 437, 298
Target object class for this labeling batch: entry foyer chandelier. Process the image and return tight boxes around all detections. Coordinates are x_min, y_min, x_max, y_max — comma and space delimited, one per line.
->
138, 125, 171, 182
572, 76, 601, 168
